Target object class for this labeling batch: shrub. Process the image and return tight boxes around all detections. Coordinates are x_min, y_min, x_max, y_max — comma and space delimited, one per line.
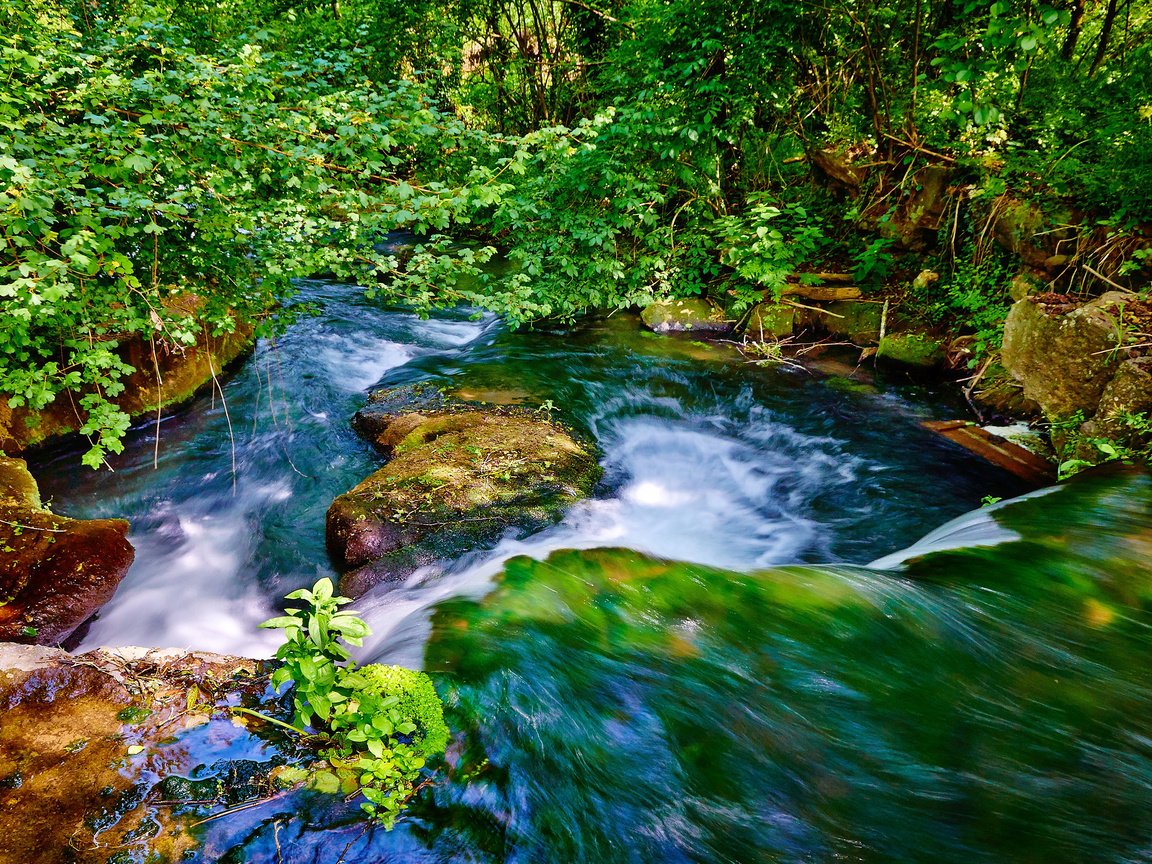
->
257, 578, 449, 828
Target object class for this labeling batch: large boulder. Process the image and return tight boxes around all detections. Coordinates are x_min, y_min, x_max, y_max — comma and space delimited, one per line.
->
1079, 357, 1152, 448
1001, 292, 1132, 419
0, 298, 252, 455
640, 298, 730, 334
328, 387, 601, 597
0, 457, 135, 644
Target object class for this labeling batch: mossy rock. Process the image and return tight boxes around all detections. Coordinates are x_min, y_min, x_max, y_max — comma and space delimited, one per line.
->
329, 393, 601, 596
0, 298, 252, 455
1001, 292, 1132, 419
0, 456, 135, 644
640, 298, 730, 334
822, 301, 885, 345
876, 333, 947, 368
742, 302, 795, 340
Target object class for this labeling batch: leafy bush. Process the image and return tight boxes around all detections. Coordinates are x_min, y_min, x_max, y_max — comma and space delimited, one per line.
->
258, 578, 448, 827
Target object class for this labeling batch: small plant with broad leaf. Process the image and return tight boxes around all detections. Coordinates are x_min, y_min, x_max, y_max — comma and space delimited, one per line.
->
254, 578, 449, 828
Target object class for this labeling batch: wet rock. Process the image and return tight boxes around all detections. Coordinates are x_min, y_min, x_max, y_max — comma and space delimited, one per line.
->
876, 333, 946, 368
153, 774, 220, 803
0, 298, 252, 455
0, 456, 135, 645
330, 390, 601, 597
743, 302, 795, 340
0, 645, 268, 863
640, 298, 730, 334
1001, 292, 1133, 418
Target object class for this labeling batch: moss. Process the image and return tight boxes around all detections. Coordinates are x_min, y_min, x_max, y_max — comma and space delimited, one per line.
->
743, 302, 795, 339
876, 332, 946, 368
328, 402, 601, 593
356, 664, 450, 758
640, 298, 730, 333
823, 301, 886, 344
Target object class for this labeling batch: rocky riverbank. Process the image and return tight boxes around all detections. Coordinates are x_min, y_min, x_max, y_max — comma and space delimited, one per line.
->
0, 643, 277, 864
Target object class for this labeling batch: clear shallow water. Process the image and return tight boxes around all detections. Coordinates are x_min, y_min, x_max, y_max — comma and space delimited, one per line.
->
36, 281, 1145, 863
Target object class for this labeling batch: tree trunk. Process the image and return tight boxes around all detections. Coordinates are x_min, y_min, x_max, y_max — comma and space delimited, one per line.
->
1088, 0, 1120, 76
1061, 0, 1084, 60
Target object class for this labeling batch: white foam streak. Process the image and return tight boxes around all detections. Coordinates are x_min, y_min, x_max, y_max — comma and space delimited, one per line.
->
868, 484, 1061, 570
79, 482, 289, 656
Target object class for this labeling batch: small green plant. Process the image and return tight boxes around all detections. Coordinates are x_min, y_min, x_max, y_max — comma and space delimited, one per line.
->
255, 578, 449, 828
852, 236, 897, 288
980, 495, 1003, 507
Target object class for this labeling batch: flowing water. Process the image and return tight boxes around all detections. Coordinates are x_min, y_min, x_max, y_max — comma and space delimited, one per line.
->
29, 282, 1152, 863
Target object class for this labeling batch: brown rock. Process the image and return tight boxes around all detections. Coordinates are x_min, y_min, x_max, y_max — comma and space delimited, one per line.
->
0, 300, 252, 455
0, 644, 269, 864
329, 393, 600, 596
0, 457, 134, 644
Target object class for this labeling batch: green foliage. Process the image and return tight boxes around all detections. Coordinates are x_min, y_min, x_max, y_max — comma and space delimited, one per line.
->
717, 198, 829, 309
1055, 411, 1152, 480
259, 578, 448, 828
6, 0, 1152, 465
261, 577, 369, 727
912, 252, 1012, 365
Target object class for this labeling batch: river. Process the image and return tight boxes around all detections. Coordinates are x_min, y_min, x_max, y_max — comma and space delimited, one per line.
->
31, 281, 1152, 863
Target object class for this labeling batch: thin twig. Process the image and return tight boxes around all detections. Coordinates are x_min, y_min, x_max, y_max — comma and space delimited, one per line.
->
1081, 263, 1129, 292
207, 346, 238, 494
782, 299, 846, 319
0, 518, 68, 533
189, 793, 289, 827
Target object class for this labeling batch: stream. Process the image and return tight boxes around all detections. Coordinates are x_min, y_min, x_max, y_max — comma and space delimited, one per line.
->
30, 282, 1152, 863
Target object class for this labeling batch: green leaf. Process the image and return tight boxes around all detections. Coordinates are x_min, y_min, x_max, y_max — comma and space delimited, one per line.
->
309, 770, 341, 794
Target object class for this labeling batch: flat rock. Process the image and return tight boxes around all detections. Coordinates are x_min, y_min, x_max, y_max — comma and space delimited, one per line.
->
0, 643, 269, 863
0, 456, 135, 645
330, 390, 601, 597
640, 298, 730, 333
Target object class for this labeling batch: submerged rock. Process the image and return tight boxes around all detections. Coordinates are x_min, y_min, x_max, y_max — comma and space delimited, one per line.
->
0, 456, 135, 645
640, 298, 730, 333
0, 644, 271, 864
329, 387, 601, 597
